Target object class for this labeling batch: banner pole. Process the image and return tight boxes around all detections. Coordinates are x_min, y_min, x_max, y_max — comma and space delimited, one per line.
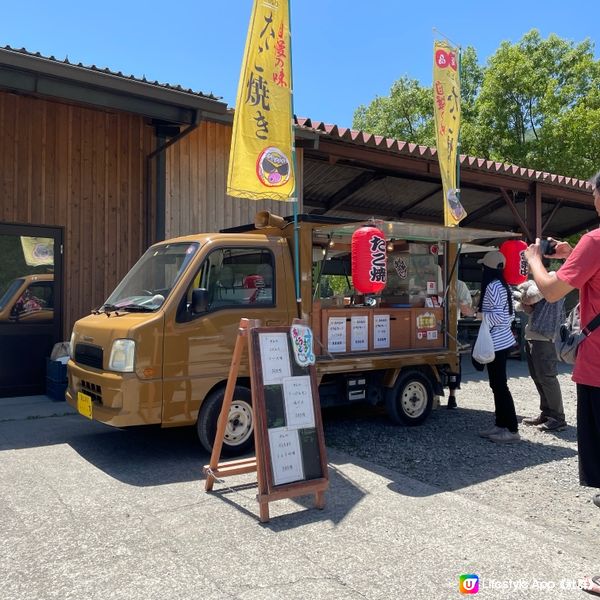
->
293, 198, 301, 307
288, 0, 301, 312
456, 47, 462, 208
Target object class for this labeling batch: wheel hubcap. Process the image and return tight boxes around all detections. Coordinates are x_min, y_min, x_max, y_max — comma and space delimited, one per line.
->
400, 381, 428, 418
224, 400, 253, 446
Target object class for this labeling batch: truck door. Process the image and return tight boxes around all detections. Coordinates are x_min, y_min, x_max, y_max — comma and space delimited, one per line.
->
161, 240, 293, 425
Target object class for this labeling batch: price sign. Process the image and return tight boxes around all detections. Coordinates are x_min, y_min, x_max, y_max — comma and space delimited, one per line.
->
251, 327, 328, 494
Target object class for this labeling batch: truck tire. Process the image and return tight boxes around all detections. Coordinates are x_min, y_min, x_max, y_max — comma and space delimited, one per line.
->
197, 386, 254, 456
386, 371, 433, 426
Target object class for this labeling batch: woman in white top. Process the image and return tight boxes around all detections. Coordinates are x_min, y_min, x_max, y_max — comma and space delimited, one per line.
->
476, 251, 519, 443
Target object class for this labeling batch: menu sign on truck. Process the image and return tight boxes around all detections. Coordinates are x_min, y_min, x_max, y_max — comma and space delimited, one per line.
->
351, 315, 369, 351
373, 314, 390, 349
327, 317, 347, 353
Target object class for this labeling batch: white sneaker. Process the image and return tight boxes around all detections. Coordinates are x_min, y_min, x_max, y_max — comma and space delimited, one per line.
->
488, 429, 521, 443
479, 425, 506, 438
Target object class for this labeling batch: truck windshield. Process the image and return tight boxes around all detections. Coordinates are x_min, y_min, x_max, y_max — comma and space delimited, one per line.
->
103, 243, 199, 311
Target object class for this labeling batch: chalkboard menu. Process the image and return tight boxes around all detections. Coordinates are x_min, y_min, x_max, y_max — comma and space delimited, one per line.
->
249, 326, 328, 493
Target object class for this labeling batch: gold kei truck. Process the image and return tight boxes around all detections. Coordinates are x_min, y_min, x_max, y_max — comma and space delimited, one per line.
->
66, 213, 515, 455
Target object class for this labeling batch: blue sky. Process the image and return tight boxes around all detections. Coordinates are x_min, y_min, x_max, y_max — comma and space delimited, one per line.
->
3, 1, 598, 127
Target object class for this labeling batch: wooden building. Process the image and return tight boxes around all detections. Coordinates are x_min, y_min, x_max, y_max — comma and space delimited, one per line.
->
0, 47, 235, 345
0, 47, 229, 394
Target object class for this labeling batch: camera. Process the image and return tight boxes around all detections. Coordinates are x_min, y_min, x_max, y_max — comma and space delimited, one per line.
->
540, 238, 557, 256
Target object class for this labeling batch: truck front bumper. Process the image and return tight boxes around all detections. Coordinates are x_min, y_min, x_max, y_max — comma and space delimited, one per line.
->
66, 360, 162, 427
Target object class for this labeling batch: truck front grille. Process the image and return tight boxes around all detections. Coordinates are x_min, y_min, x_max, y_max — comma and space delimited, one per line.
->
74, 343, 103, 370
80, 380, 102, 405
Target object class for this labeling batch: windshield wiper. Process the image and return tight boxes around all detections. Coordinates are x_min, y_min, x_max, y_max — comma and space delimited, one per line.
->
100, 303, 119, 312
113, 304, 155, 312
94, 303, 120, 315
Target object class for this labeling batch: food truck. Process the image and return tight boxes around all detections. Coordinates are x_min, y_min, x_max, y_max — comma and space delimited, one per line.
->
66, 213, 514, 455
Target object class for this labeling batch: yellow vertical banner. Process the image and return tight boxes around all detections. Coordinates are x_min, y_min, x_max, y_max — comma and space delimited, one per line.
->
227, 0, 296, 201
433, 41, 466, 227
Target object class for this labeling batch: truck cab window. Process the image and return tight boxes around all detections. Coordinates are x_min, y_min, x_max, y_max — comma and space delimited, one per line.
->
179, 248, 275, 321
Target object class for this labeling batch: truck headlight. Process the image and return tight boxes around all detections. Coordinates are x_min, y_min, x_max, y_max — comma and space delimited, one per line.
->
108, 339, 136, 372
69, 331, 75, 359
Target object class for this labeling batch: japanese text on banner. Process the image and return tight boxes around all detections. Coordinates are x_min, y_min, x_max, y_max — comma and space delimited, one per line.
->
227, 0, 296, 201
433, 40, 466, 227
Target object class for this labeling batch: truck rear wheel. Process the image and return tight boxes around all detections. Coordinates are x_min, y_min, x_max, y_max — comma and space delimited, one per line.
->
386, 371, 433, 426
197, 386, 254, 456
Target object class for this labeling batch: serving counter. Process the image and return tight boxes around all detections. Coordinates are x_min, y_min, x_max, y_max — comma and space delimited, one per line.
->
316, 306, 444, 355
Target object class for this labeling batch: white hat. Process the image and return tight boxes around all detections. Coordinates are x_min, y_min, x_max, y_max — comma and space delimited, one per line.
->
477, 250, 506, 269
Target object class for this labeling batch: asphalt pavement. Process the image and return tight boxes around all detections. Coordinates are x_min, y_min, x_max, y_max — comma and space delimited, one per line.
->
0, 364, 598, 600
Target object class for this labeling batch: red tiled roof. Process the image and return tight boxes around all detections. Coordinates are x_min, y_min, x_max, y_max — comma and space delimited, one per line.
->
295, 117, 593, 192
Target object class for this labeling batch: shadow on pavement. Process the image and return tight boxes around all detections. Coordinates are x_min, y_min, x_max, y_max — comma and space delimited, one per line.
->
0, 412, 206, 486
322, 400, 577, 499
67, 424, 208, 486
0, 357, 577, 509
67, 423, 364, 525
259, 463, 368, 529
210, 463, 367, 529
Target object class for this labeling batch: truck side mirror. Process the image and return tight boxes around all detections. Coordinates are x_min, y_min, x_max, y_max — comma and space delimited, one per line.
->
191, 288, 209, 314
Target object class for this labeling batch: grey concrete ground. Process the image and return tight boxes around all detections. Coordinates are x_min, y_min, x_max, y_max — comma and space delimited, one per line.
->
0, 361, 598, 600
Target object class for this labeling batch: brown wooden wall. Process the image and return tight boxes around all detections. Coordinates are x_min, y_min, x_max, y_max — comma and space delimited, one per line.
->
165, 120, 303, 236
0, 90, 154, 335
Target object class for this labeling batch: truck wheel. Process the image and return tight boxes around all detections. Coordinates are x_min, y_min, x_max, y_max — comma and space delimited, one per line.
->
197, 386, 254, 456
386, 371, 433, 426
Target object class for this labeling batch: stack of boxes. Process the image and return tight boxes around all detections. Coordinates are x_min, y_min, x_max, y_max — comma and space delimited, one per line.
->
46, 358, 67, 401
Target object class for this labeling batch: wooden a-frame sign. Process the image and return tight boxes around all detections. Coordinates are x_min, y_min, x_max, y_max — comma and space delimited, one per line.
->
204, 318, 329, 522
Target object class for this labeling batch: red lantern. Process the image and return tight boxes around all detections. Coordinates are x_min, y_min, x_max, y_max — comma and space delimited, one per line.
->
351, 226, 387, 294
500, 240, 528, 285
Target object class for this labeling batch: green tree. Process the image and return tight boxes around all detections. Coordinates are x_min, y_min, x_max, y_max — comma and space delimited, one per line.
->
352, 31, 600, 181
353, 76, 435, 145
352, 46, 482, 149
455, 46, 484, 155
471, 30, 600, 178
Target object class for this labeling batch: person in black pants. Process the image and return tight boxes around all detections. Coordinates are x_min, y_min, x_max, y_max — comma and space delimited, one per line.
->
526, 169, 600, 594
486, 349, 517, 434
476, 251, 520, 443
526, 170, 600, 503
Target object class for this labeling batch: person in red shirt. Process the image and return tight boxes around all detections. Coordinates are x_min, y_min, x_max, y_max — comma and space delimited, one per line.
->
525, 170, 600, 512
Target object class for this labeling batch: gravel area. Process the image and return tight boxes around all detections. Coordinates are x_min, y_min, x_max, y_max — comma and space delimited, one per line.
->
322, 355, 599, 558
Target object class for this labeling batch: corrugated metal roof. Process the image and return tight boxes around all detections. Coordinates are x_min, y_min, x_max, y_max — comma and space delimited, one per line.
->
1, 44, 221, 101
296, 117, 593, 193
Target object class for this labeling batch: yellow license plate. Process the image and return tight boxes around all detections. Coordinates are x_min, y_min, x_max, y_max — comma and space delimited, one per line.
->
77, 391, 93, 419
